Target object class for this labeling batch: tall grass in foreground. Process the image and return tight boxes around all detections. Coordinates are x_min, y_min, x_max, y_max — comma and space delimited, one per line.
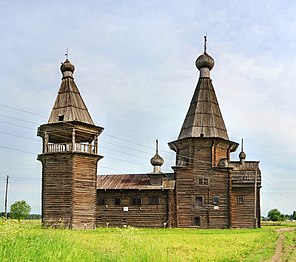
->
0, 220, 278, 261
282, 230, 296, 261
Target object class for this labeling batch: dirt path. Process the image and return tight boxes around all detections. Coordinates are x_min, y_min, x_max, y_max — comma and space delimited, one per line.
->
269, 227, 296, 262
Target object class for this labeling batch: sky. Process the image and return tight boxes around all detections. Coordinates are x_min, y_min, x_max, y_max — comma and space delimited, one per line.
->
0, 0, 295, 216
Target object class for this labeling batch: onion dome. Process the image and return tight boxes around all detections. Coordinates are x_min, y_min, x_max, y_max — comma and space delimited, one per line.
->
150, 139, 164, 173
151, 153, 164, 167
61, 59, 75, 73
60, 59, 75, 78
195, 52, 215, 70
239, 151, 246, 160
195, 36, 215, 78
239, 139, 246, 164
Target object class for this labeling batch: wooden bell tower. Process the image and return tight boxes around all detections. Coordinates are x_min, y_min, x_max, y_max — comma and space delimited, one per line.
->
37, 59, 103, 229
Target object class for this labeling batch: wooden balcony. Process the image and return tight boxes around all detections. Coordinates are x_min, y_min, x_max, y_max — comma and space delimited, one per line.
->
45, 142, 97, 155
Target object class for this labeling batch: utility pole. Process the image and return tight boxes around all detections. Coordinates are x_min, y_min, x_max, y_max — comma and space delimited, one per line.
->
4, 175, 9, 219
254, 170, 257, 228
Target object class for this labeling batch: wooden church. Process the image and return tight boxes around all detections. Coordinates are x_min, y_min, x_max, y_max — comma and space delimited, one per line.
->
37, 40, 261, 229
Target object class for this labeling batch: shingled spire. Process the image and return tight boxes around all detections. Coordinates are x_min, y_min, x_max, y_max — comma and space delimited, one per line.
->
48, 59, 94, 125
178, 37, 229, 140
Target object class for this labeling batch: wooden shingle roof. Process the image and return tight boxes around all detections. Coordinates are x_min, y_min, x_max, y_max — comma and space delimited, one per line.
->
178, 54, 229, 140
48, 59, 94, 125
97, 174, 175, 190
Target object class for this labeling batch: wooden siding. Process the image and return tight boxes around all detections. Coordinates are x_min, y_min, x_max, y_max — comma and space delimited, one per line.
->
230, 187, 261, 228
38, 152, 99, 229
229, 163, 261, 228
38, 153, 73, 228
171, 138, 232, 228
72, 154, 99, 229
96, 190, 174, 228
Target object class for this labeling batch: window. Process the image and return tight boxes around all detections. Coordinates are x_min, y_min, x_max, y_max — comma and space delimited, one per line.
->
213, 196, 220, 206
97, 198, 105, 206
149, 196, 160, 205
58, 115, 64, 121
237, 196, 245, 205
131, 197, 141, 205
198, 178, 209, 186
194, 216, 201, 226
194, 196, 203, 207
114, 198, 121, 205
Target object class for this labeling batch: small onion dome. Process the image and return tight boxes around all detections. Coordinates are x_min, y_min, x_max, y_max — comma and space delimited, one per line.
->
150, 153, 164, 167
60, 59, 75, 74
239, 151, 246, 160
195, 52, 215, 71
239, 138, 246, 162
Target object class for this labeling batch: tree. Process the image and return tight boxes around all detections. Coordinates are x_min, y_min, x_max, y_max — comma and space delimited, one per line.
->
267, 208, 283, 221
292, 211, 296, 220
10, 200, 31, 222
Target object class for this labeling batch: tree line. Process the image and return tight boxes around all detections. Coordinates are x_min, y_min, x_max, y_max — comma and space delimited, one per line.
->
264, 209, 296, 222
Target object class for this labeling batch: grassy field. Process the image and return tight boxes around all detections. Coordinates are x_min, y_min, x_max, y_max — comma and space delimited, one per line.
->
0, 220, 294, 262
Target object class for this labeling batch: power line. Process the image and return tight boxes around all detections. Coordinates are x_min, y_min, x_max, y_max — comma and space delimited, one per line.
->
0, 114, 40, 125
0, 131, 39, 142
0, 105, 178, 167
0, 145, 36, 155
0, 103, 47, 118
0, 120, 36, 130
0, 103, 169, 153
4, 175, 9, 219
0, 103, 266, 176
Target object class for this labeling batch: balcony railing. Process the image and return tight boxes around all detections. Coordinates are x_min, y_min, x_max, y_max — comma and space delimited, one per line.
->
46, 143, 97, 154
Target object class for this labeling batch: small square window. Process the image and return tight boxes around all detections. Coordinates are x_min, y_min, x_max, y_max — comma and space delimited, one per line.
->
131, 197, 141, 205
97, 198, 105, 206
237, 196, 245, 205
213, 196, 220, 206
114, 198, 121, 205
58, 115, 64, 121
197, 178, 209, 186
149, 196, 159, 205
194, 196, 203, 207
194, 216, 201, 226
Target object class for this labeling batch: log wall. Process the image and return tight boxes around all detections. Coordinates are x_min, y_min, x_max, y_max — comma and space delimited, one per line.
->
96, 189, 173, 228
72, 154, 99, 229
173, 138, 231, 228
229, 162, 261, 228
38, 152, 99, 229
230, 187, 261, 228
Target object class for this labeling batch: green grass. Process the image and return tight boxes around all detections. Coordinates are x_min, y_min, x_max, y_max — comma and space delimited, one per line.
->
282, 229, 296, 261
261, 221, 296, 227
0, 220, 280, 261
